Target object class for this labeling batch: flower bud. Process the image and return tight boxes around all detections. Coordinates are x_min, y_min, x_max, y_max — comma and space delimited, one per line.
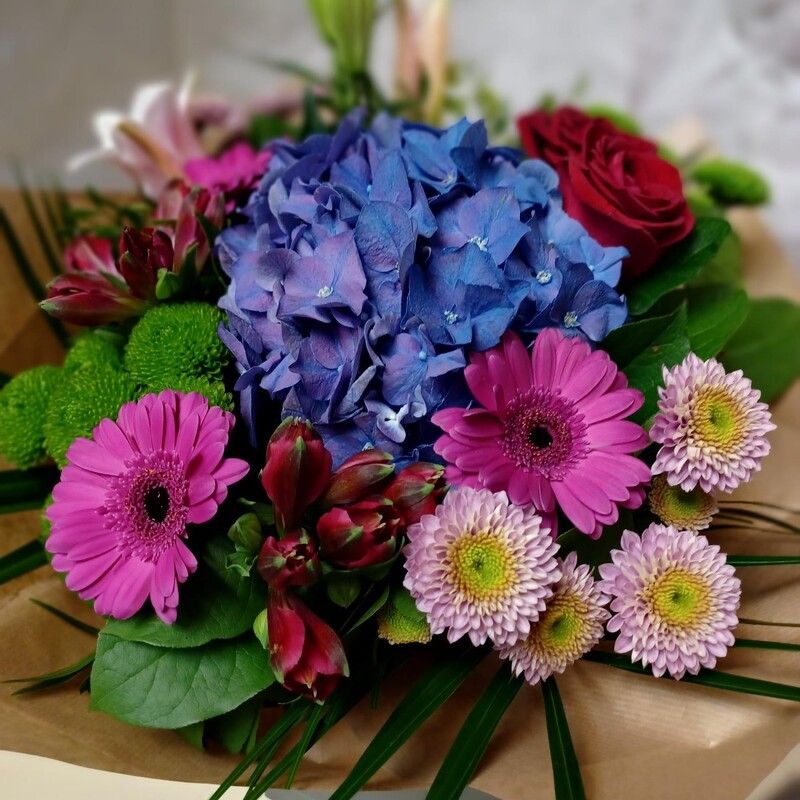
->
317, 497, 402, 569
40, 273, 145, 326
267, 589, 348, 702
321, 449, 395, 507
256, 530, 321, 591
384, 462, 447, 525
64, 234, 122, 279
261, 417, 332, 534
119, 226, 174, 301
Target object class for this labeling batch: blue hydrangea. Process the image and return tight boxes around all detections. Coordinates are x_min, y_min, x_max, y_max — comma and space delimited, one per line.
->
218, 110, 628, 465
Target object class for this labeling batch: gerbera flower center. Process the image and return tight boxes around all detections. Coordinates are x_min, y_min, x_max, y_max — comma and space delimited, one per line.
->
536, 594, 589, 654
690, 385, 747, 451
106, 451, 190, 562
501, 388, 587, 479
447, 529, 517, 604
645, 568, 711, 629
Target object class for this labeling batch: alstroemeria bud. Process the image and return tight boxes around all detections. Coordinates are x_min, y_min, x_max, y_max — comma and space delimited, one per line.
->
267, 589, 348, 702
261, 417, 332, 534
40, 273, 145, 326
64, 234, 122, 279
321, 450, 395, 507
119, 226, 174, 301
157, 181, 225, 272
384, 462, 447, 525
256, 530, 321, 591
317, 497, 403, 569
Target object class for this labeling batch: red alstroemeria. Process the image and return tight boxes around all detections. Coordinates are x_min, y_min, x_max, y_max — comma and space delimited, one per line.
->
118, 226, 175, 302
317, 497, 403, 569
155, 180, 225, 271
261, 418, 332, 534
321, 450, 395, 507
40, 272, 145, 325
256, 530, 320, 591
63, 234, 123, 280
384, 462, 447, 525
267, 589, 348, 702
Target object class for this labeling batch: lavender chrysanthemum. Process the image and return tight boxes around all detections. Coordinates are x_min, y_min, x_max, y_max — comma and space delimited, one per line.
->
403, 486, 561, 647
497, 552, 609, 685
651, 353, 775, 493
597, 523, 741, 679
218, 111, 628, 464
648, 473, 718, 531
46, 391, 249, 623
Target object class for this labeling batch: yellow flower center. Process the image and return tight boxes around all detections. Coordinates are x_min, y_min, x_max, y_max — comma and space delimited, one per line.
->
646, 568, 711, 629
690, 385, 747, 452
447, 529, 517, 603
649, 474, 716, 528
534, 593, 589, 655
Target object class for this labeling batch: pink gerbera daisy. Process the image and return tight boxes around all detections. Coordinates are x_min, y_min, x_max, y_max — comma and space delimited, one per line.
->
597, 523, 741, 679
46, 390, 249, 623
432, 329, 650, 538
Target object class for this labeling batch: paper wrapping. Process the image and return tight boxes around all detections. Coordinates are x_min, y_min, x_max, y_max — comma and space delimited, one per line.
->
1, 124, 798, 799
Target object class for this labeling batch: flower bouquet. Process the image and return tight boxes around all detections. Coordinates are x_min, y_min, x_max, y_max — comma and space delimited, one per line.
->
1, 3, 799, 799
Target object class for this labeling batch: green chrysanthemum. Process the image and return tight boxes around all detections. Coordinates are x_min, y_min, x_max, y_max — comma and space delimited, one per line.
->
64, 331, 125, 373
377, 587, 432, 646
649, 474, 718, 531
0, 365, 61, 468
44, 365, 138, 467
141, 375, 234, 412
125, 303, 229, 388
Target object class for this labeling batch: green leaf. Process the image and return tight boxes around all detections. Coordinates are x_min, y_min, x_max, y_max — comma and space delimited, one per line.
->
228, 512, 263, 553
727, 555, 800, 567
733, 639, 800, 652
90, 634, 275, 729
584, 650, 800, 702
0, 465, 59, 513
601, 308, 686, 369
344, 582, 390, 635
327, 574, 361, 608
583, 104, 641, 136
427, 663, 524, 800
0, 539, 47, 586
102, 540, 266, 648
738, 618, 800, 629
177, 721, 205, 751
690, 229, 742, 288
206, 697, 263, 754
716, 507, 800, 535
155, 267, 183, 300
627, 218, 731, 316
684, 286, 749, 359
620, 304, 691, 423
541, 678, 586, 800
555, 511, 632, 573
690, 159, 771, 206
328, 644, 489, 800
29, 598, 99, 636
721, 298, 800, 403
8, 652, 94, 696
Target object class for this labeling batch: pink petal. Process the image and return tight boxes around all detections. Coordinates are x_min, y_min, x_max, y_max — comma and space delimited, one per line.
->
552, 480, 597, 534
66, 438, 126, 475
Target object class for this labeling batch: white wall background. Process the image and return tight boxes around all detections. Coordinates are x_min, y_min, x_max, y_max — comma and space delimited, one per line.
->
2, 0, 799, 266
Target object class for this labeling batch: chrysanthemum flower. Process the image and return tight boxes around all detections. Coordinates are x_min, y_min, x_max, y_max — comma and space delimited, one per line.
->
648, 473, 718, 531
597, 523, 741, 679
497, 552, 609, 684
377, 587, 432, 646
433, 329, 650, 538
403, 486, 561, 647
651, 353, 775, 493
46, 391, 248, 623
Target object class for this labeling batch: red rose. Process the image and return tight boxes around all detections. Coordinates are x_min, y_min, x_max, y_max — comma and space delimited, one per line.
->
517, 106, 694, 278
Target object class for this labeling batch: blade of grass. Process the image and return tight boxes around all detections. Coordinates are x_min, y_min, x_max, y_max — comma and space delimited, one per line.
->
328, 643, 489, 800
584, 650, 800, 701
284, 702, 326, 789
541, 678, 586, 800
13, 165, 62, 276
739, 617, 800, 628
0, 466, 59, 514
29, 599, 99, 636
727, 555, 800, 566
720, 500, 800, 515
0, 539, 47, 585
733, 638, 800, 652
208, 700, 311, 800
426, 663, 524, 800
717, 508, 800, 535
7, 652, 94, 695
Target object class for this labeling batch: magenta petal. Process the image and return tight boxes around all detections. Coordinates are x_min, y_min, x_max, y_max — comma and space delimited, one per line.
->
552, 481, 596, 534
464, 362, 498, 411
66, 437, 126, 475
